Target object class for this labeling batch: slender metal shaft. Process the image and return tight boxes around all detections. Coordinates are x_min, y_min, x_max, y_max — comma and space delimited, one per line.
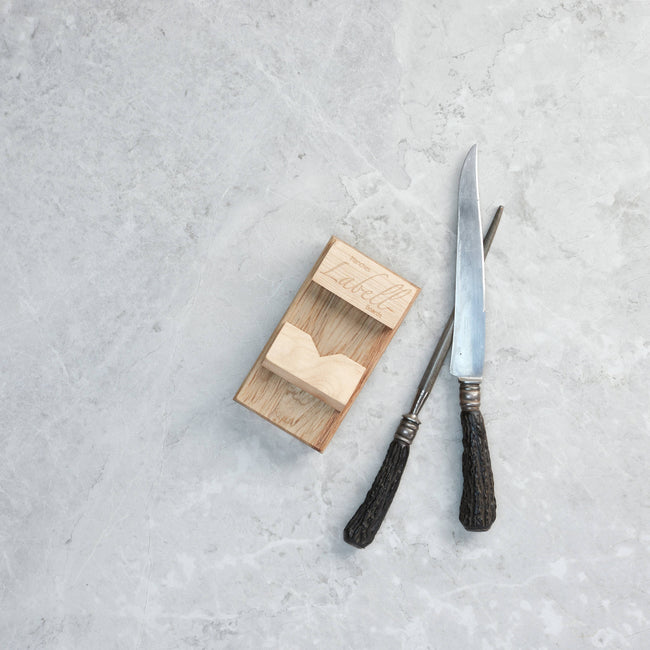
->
410, 206, 503, 415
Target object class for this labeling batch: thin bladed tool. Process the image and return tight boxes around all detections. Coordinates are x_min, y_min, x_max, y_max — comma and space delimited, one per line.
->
343, 200, 503, 548
450, 144, 496, 531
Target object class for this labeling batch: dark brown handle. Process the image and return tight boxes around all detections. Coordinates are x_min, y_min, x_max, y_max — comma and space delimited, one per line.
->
343, 414, 419, 548
458, 382, 496, 531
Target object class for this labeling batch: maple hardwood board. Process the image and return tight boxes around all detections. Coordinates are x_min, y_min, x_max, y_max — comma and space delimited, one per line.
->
234, 237, 419, 452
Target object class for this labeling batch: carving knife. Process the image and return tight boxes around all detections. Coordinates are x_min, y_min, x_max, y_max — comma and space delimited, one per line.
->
343, 194, 502, 548
450, 144, 496, 531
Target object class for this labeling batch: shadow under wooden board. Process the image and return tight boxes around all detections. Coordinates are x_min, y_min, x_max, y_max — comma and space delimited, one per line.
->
234, 236, 420, 452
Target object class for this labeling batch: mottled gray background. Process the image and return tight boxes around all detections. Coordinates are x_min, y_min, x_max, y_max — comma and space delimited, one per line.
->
2, 1, 649, 648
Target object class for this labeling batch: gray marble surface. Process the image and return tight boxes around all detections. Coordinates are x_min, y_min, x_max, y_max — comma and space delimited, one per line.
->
2, 1, 649, 648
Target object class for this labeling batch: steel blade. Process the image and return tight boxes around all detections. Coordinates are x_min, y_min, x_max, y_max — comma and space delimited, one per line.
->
450, 144, 485, 380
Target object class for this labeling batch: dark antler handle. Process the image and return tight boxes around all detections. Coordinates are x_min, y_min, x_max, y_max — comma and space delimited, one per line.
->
343, 414, 420, 548
458, 381, 496, 531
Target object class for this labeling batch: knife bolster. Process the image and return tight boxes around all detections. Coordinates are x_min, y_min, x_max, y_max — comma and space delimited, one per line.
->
459, 380, 481, 411
393, 413, 420, 445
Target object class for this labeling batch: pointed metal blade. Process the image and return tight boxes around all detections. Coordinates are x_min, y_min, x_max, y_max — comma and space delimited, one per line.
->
450, 144, 485, 381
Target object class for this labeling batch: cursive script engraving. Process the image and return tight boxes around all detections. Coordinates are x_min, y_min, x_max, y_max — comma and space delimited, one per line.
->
321, 262, 412, 314
311, 238, 419, 328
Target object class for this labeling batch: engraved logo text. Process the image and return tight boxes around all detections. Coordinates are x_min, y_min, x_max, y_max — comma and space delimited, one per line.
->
321, 261, 412, 314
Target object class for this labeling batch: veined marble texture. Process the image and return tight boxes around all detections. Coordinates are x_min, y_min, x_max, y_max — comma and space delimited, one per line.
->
1, 0, 649, 648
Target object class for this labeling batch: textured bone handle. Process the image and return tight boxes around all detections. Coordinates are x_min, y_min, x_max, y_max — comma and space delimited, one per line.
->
343, 414, 419, 548
458, 382, 496, 531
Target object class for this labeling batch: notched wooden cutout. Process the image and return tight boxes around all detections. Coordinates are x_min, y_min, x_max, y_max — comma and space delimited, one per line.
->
262, 322, 366, 411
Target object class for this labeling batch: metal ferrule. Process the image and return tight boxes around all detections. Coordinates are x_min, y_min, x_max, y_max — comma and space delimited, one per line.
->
459, 381, 481, 411
393, 413, 420, 445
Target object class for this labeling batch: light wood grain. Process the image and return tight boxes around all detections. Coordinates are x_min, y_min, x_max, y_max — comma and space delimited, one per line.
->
262, 322, 366, 411
312, 239, 418, 329
234, 237, 419, 452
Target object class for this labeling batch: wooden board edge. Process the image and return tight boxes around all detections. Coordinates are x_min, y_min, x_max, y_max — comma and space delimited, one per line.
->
233, 391, 326, 452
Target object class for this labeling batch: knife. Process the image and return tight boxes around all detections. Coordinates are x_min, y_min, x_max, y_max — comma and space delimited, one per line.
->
343, 201, 503, 548
450, 144, 496, 531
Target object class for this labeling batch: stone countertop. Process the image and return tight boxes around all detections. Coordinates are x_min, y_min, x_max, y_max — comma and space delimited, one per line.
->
2, 1, 649, 648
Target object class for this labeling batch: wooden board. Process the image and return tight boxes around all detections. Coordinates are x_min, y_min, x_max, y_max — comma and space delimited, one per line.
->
234, 236, 419, 452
